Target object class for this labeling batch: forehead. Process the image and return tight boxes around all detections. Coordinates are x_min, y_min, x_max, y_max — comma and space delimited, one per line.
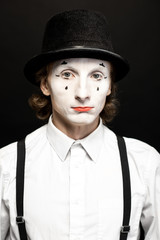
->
49, 58, 112, 71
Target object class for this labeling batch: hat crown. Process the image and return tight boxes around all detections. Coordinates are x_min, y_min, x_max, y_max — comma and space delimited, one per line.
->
24, 9, 129, 84
42, 10, 114, 52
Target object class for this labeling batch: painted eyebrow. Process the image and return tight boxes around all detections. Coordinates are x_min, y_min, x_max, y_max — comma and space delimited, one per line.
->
61, 60, 68, 65
99, 63, 105, 67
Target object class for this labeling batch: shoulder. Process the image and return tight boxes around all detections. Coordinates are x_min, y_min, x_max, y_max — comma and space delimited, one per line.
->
124, 136, 160, 159
103, 125, 160, 167
25, 124, 47, 150
0, 141, 17, 174
124, 136, 160, 170
0, 124, 47, 174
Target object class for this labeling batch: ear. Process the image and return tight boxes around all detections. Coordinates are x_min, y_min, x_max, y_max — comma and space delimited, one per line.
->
40, 78, 50, 96
106, 84, 111, 97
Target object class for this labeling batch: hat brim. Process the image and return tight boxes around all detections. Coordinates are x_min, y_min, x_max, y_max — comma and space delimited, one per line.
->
24, 47, 129, 85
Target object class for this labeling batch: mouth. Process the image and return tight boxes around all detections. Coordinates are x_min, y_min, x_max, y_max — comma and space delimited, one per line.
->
72, 107, 93, 112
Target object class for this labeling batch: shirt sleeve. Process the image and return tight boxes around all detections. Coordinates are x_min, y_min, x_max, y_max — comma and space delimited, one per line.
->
141, 147, 160, 239
0, 145, 15, 240
0, 172, 10, 239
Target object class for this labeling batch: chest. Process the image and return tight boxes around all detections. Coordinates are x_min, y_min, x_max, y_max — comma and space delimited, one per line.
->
22, 149, 145, 239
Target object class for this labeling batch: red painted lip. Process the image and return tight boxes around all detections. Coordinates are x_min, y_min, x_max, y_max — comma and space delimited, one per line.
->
72, 107, 93, 112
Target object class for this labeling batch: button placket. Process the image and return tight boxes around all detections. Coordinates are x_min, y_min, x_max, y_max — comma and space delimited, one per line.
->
69, 143, 85, 240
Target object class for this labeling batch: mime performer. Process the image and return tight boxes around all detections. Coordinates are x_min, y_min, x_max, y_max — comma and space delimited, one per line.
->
0, 9, 160, 240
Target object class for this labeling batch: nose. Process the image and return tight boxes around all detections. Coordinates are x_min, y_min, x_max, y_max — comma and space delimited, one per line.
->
75, 77, 90, 103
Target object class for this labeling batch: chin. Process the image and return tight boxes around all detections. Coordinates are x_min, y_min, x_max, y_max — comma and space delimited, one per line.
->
68, 115, 99, 126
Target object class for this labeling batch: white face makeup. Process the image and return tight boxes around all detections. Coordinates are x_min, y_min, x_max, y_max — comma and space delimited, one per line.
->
41, 58, 112, 129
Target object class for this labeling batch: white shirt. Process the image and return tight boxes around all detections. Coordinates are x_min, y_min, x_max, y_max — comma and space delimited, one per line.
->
0, 117, 160, 240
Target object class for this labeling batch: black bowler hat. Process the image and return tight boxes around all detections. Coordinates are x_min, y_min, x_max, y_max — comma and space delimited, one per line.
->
24, 9, 129, 85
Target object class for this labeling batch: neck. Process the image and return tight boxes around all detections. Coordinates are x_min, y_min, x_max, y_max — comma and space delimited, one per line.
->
52, 116, 100, 140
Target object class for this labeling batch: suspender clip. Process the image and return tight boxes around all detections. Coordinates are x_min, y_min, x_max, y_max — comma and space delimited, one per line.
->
16, 216, 25, 224
121, 225, 130, 233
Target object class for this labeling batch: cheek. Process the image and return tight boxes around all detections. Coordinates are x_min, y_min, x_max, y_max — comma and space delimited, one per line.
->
92, 83, 110, 112
94, 81, 110, 100
50, 79, 75, 94
49, 82, 73, 107
49, 81, 64, 99
95, 93, 107, 110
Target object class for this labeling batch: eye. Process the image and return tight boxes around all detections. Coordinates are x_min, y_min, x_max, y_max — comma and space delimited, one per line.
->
91, 72, 103, 80
61, 70, 75, 79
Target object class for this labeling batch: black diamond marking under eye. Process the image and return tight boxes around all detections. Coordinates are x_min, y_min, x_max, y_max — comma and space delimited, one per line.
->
99, 63, 105, 67
104, 76, 107, 79
61, 61, 68, 65
56, 75, 60, 77
65, 86, 68, 90
97, 87, 99, 91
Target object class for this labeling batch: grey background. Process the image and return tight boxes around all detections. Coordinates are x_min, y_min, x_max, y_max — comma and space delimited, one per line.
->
0, 0, 160, 151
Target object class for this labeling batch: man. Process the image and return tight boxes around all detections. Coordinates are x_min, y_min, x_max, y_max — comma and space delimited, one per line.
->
0, 9, 160, 240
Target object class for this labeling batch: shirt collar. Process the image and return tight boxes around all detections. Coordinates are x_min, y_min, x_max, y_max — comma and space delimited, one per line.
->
46, 116, 106, 163
78, 120, 104, 163
47, 116, 75, 161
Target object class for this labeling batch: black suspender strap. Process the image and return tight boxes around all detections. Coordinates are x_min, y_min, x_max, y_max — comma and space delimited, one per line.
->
16, 139, 28, 240
15, 136, 131, 240
117, 135, 131, 240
